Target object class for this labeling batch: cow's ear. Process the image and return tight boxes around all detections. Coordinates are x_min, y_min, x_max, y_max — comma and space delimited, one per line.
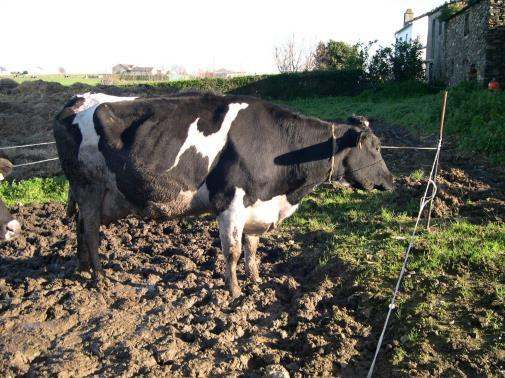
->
95, 102, 154, 150
0, 158, 13, 181
357, 130, 371, 149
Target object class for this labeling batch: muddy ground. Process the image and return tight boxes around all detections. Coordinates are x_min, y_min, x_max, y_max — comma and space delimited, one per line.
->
0, 82, 504, 376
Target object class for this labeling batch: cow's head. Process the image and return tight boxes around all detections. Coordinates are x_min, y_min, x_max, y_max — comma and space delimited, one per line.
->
0, 158, 21, 241
338, 125, 394, 192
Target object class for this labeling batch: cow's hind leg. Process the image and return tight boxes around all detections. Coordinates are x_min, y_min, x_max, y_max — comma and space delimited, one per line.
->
217, 190, 247, 299
76, 187, 104, 281
67, 189, 77, 218
244, 234, 260, 283
76, 214, 91, 272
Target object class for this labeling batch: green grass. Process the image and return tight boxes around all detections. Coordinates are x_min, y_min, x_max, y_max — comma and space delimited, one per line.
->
284, 82, 505, 163
282, 186, 504, 374
10, 74, 101, 86
0, 176, 68, 206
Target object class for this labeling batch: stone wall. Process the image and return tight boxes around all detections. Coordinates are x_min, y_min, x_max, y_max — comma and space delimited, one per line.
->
485, 0, 505, 84
444, 0, 489, 86
426, 10, 446, 83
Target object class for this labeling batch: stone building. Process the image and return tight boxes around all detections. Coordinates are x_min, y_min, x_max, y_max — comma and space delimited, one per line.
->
426, 0, 505, 86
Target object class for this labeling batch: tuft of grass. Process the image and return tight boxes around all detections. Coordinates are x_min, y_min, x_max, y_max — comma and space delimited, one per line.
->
409, 169, 425, 182
0, 176, 68, 206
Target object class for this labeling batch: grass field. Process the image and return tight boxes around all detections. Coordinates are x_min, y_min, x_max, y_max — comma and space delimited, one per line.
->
8, 74, 182, 87
9, 74, 102, 86
284, 82, 505, 163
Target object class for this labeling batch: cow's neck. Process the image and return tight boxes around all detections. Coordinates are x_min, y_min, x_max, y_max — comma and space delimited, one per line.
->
281, 119, 353, 203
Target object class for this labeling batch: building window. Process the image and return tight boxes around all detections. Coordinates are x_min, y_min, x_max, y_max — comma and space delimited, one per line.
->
464, 13, 470, 36
439, 21, 443, 35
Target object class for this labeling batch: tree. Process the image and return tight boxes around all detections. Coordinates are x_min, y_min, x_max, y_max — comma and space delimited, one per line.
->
366, 38, 425, 82
391, 39, 425, 81
313, 40, 363, 70
273, 35, 315, 73
58, 67, 66, 75
367, 46, 393, 83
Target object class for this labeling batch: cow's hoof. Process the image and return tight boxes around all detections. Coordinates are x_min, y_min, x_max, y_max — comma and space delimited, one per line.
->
229, 285, 242, 299
92, 274, 112, 291
246, 267, 261, 283
78, 261, 91, 272
251, 276, 262, 284
248, 271, 261, 284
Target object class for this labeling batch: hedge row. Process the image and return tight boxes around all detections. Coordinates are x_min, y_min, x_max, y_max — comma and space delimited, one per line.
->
149, 70, 367, 99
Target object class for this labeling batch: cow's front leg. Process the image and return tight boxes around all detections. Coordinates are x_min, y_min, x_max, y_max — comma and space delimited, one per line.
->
217, 190, 247, 299
244, 234, 260, 283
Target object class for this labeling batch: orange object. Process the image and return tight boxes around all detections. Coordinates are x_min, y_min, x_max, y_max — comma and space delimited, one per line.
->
488, 78, 500, 91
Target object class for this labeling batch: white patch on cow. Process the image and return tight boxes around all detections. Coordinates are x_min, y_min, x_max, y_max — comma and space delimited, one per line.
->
4, 219, 21, 241
244, 195, 299, 234
74, 92, 137, 113
218, 187, 299, 236
218, 188, 247, 252
73, 93, 137, 150
168, 103, 249, 171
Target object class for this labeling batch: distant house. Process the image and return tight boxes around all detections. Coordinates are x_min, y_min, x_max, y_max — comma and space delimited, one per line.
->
112, 64, 155, 76
395, 8, 430, 60
0, 66, 10, 76
426, 0, 505, 86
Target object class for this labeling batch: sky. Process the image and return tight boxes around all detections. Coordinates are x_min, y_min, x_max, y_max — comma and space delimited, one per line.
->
1, 0, 443, 74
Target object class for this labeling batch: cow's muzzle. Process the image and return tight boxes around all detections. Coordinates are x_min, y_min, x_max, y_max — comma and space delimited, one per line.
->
1, 219, 21, 241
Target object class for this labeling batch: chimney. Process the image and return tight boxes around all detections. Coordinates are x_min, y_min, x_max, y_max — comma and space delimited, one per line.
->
404, 8, 414, 25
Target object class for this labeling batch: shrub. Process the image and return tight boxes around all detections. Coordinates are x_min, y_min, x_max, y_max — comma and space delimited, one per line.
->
149, 70, 367, 99
367, 39, 425, 83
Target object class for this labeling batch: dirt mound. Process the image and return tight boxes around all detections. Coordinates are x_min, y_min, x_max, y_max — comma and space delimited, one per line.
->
370, 120, 505, 221
393, 167, 505, 220
0, 79, 18, 92
0, 203, 380, 377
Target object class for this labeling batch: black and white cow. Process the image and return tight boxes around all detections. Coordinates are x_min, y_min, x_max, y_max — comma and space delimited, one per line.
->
54, 92, 394, 298
0, 158, 21, 241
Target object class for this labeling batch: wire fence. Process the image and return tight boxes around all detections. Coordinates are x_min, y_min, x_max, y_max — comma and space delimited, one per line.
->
0, 141, 442, 171
366, 91, 448, 377
12, 158, 60, 168
0, 141, 56, 150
